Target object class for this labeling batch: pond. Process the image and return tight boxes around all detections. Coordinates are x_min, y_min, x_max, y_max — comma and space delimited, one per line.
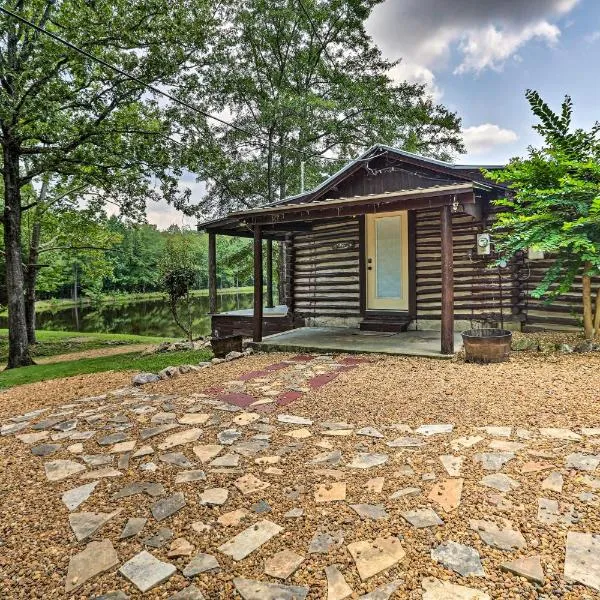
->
8, 292, 254, 338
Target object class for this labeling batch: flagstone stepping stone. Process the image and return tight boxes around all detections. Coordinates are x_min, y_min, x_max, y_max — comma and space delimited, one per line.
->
284, 428, 312, 439
151, 492, 186, 521
193, 444, 223, 462
325, 565, 353, 600
540, 428, 582, 441
349, 453, 388, 469
310, 450, 342, 466
356, 427, 384, 438
347, 536, 405, 581
110, 440, 136, 454
469, 519, 526, 550
140, 424, 179, 441
566, 452, 600, 471
167, 537, 195, 558
1, 422, 29, 436
113, 481, 165, 499
350, 504, 388, 521
168, 586, 205, 600
416, 424, 453, 436
69, 510, 120, 542
32, 416, 65, 430
564, 531, 600, 591
81, 467, 122, 479
179, 413, 211, 426
473, 452, 515, 471
233, 412, 261, 426
402, 508, 443, 528
521, 460, 554, 473
431, 541, 484, 577
582, 427, 600, 436
119, 550, 176, 593
479, 426, 511, 437
200, 488, 229, 505
264, 549, 305, 579
17, 431, 49, 444
218, 509, 250, 527
98, 432, 129, 446
386, 437, 424, 448
315, 482, 346, 502
308, 530, 344, 553
488, 440, 525, 452
120, 517, 147, 539
234, 473, 271, 494
82, 454, 114, 467
93, 591, 129, 600
256, 455, 280, 465
45, 459, 87, 481
53, 419, 78, 432
284, 508, 304, 518
218, 429, 242, 445
62, 482, 99, 511
542, 471, 564, 492
451, 436, 484, 450
358, 580, 402, 600
158, 428, 203, 451
321, 421, 353, 430
479, 474, 520, 493
233, 578, 309, 600
140, 462, 156, 473
218, 519, 282, 561
144, 528, 173, 548
233, 440, 269, 456
428, 479, 463, 512
422, 577, 490, 600
537, 497, 578, 524
277, 414, 313, 426
68, 443, 84, 454
183, 553, 220, 576
65, 539, 119, 593
33, 444, 61, 457
390, 487, 421, 499
438, 455, 462, 476
151, 412, 177, 424
252, 499, 271, 513
159, 452, 195, 469
501, 555, 544, 585
208, 453, 239, 468
322, 429, 353, 437
175, 469, 206, 484
365, 477, 385, 494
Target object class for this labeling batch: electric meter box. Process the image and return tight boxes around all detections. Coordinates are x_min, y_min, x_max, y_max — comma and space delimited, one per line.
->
476, 233, 491, 256
528, 248, 545, 260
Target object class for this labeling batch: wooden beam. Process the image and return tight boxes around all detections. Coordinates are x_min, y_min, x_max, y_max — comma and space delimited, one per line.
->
208, 232, 217, 314
440, 205, 454, 354
266, 238, 274, 308
253, 225, 263, 342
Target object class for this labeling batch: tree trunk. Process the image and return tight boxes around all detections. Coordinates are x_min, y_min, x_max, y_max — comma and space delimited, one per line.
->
24, 218, 42, 344
594, 287, 600, 340
582, 263, 594, 340
2, 142, 34, 368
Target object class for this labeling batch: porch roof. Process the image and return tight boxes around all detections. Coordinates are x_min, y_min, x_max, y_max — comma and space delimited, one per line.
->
199, 182, 483, 238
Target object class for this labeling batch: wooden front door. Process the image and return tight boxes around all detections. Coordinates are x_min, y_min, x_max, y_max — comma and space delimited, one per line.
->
365, 211, 409, 310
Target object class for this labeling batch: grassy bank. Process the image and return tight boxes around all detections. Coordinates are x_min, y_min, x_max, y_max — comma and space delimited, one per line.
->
0, 348, 213, 389
0, 330, 176, 363
0, 287, 254, 316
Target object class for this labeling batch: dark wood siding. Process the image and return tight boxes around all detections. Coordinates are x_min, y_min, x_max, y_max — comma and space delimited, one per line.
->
414, 208, 522, 323
522, 259, 600, 331
292, 220, 361, 320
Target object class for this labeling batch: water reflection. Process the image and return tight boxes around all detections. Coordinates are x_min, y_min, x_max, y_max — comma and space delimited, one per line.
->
5, 292, 254, 338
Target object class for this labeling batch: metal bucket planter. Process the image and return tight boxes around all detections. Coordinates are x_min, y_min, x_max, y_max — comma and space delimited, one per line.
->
462, 329, 512, 364
210, 334, 243, 358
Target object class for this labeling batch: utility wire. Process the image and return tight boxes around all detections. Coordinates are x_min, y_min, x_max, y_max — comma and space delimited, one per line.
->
0, 5, 375, 166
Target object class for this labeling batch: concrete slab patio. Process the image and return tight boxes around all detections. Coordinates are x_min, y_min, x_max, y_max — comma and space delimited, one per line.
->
253, 327, 464, 358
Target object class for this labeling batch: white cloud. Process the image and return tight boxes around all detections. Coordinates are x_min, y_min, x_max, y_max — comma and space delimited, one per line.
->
585, 31, 600, 44
368, 0, 579, 93
462, 123, 519, 155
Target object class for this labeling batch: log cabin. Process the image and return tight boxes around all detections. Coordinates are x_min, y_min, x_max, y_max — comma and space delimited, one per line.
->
199, 145, 594, 356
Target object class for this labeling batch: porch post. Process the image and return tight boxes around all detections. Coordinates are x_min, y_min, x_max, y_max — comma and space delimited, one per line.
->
440, 204, 454, 354
208, 232, 217, 314
253, 225, 264, 342
266, 238, 274, 308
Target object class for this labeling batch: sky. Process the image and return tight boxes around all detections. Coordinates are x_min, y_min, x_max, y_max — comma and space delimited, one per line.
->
149, 0, 600, 229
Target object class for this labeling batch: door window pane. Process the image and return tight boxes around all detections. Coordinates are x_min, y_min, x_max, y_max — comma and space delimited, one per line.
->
376, 216, 402, 298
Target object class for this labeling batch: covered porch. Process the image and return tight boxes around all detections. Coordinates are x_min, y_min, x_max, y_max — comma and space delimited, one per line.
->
202, 181, 490, 356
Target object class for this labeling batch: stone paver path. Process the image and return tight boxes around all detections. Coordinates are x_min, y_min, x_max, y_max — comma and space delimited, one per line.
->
1, 353, 600, 598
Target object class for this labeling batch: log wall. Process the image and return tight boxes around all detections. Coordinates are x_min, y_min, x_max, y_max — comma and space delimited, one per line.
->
292, 220, 361, 322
